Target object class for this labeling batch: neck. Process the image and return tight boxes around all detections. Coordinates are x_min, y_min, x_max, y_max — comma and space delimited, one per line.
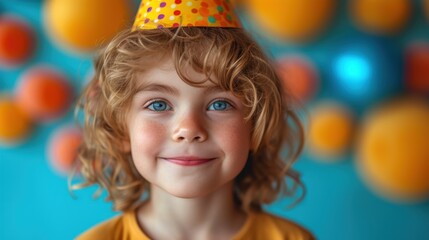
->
136, 183, 247, 240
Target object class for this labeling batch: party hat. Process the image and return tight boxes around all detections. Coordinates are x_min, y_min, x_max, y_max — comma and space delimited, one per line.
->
133, 0, 241, 30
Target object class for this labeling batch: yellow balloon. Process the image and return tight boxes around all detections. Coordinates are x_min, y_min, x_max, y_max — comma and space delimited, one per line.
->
350, 0, 411, 34
308, 103, 355, 161
0, 97, 32, 145
247, 0, 336, 42
44, 0, 132, 53
357, 99, 429, 202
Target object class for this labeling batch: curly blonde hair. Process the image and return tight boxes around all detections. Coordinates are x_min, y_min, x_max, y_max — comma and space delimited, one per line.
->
72, 27, 305, 212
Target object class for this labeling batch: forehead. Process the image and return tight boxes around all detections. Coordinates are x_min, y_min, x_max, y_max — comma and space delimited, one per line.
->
135, 58, 219, 89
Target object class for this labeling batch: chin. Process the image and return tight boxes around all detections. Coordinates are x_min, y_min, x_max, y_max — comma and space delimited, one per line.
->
170, 190, 212, 199
164, 185, 218, 199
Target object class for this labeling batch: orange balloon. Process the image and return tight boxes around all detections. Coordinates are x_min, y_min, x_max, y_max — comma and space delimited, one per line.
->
44, 0, 131, 53
357, 99, 429, 202
16, 67, 72, 122
308, 103, 355, 160
0, 97, 32, 144
49, 127, 82, 174
247, 0, 336, 42
351, 0, 411, 34
0, 16, 35, 67
276, 56, 319, 103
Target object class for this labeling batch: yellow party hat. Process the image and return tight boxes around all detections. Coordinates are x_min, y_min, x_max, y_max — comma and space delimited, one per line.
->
133, 0, 241, 30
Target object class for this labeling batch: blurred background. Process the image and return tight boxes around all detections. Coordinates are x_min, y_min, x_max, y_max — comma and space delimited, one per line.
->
0, 0, 428, 239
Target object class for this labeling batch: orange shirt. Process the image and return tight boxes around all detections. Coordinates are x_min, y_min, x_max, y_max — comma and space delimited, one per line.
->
77, 211, 315, 240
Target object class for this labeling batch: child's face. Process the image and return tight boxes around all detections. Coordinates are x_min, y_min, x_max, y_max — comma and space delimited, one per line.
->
125, 59, 251, 198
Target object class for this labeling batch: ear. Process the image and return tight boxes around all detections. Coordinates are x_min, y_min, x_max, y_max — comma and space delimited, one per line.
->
249, 138, 258, 152
121, 139, 131, 153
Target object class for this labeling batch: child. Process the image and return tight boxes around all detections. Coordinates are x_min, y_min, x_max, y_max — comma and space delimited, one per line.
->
74, 0, 314, 239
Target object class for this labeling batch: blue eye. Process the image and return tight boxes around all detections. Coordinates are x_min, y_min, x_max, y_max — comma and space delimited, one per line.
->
208, 100, 232, 111
147, 100, 171, 111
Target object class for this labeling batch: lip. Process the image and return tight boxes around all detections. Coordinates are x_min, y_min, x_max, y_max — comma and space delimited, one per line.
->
161, 156, 216, 166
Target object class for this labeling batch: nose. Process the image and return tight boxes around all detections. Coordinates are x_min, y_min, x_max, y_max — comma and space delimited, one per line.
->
172, 111, 208, 143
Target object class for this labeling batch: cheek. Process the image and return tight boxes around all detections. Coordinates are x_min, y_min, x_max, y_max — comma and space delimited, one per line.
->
129, 119, 167, 162
134, 121, 165, 143
214, 118, 251, 157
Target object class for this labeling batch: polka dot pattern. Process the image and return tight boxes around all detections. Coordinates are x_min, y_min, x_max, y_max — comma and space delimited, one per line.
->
133, 0, 240, 30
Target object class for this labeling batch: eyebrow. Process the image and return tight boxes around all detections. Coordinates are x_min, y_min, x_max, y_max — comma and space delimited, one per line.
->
204, 85, 226, 94
136, 84, 179, 96
135, 83, 226, 96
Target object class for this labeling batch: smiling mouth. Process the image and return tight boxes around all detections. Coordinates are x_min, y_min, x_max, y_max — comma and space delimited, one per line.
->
161, 157, 216, 166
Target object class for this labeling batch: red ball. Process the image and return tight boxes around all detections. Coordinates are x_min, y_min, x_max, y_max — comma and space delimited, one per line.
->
405, 42, 429, 94
276, 56, 319, 103
0, 15, 35, 67
16, 66, 73, 122
48, 127, 82, 174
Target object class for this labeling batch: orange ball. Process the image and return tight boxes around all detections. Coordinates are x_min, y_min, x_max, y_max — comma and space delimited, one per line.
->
405, 42, 429, 94
48, 127, 82, 174
357, 99, 429, 202
0, 97, 32, 145
44, 0, 131, 53
350, 0, 411, 34
247, 0, 336, 42
0, 15, 35, 67
16, 67, 73, 122
424, 0, 429, 21
308, 102, 355, 161
276, 56, 319, 103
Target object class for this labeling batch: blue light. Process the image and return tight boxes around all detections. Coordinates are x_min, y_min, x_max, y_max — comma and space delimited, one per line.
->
334, 54, 372, 96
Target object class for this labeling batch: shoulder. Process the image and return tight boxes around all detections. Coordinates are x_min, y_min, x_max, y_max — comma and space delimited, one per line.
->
75, 214, 123, 240
236, 211, 315, 240
75, 211, 149, 240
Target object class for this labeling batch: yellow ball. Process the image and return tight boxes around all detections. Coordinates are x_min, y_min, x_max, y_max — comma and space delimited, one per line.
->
350, 0, 411, 34
44, 0, 132, 53
308, 103, 355, 161
0, 97, 32, 145
357, 99, 429, 202
247, 0, 336, 42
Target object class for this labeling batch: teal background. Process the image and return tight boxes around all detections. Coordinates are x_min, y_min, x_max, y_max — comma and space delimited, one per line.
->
1, 0, 429, 239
